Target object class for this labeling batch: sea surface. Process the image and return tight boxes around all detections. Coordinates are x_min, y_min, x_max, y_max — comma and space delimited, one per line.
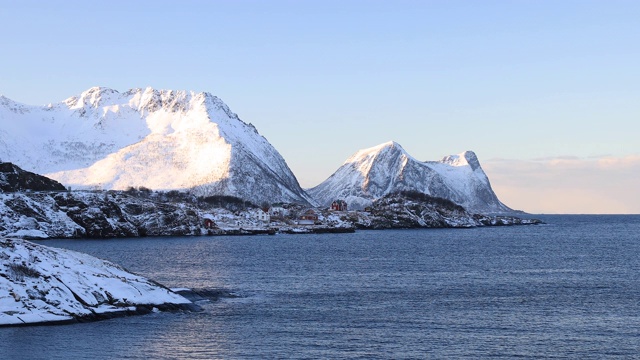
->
2, 215, 640, 359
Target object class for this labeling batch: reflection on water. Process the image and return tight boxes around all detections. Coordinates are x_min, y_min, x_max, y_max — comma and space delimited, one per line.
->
2, 215, 640, 359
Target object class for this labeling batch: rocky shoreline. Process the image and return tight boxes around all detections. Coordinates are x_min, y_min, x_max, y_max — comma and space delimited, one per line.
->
1, 162, 542, 240
0, 190, 541, 240
1, 302, 200, 328
0, 238, 199, 327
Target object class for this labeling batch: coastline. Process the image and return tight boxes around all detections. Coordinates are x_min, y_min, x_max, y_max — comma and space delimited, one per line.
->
1, 190, 542, 241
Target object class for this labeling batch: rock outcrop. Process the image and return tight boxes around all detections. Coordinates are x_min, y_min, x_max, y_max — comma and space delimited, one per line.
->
0, 238, 195, 327
0, 162, 65, 192
353, 191, 540, 229
0, 191, 203, 239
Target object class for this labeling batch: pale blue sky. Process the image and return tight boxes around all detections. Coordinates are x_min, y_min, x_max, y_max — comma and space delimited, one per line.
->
1, 1, 639, 212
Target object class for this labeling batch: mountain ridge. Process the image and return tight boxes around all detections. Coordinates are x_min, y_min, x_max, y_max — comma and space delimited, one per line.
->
1, 87, 514, 212
307, 141, 512, 213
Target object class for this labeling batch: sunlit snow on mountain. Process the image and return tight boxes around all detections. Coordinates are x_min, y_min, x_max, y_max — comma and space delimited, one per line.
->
0, 87, 312, 205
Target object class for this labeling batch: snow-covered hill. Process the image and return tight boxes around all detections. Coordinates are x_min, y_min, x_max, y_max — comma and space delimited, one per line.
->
307, 141, 512, 213
0, 87, 311, 205
0, 237, 193, 326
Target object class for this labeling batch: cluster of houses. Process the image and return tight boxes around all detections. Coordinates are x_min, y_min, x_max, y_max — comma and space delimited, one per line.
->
202, 199, 350, 228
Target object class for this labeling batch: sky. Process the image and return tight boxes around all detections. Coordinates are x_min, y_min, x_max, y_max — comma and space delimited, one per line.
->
1, 0, 639, 214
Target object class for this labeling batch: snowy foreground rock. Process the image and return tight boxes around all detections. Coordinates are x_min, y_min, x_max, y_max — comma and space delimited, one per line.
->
0, 238, 194, 327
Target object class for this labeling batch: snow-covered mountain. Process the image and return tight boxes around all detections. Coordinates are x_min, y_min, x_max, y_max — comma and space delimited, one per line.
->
0, 87, 312, 205
307, 141, 512, 213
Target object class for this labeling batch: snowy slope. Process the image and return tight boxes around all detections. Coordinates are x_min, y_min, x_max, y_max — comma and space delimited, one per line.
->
0, 87, 311, 205
307, 141, 512, 213
0, 238, 192, 326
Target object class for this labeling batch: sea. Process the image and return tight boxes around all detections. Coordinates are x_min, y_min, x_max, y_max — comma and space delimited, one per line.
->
2, 215, 640, 359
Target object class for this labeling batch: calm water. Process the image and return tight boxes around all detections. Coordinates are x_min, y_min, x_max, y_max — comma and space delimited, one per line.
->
2, 215, 640, 359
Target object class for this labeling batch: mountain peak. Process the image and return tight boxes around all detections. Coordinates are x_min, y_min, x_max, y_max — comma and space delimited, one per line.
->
440, 150, 481, 171
58, 87, 240, 120
377, 140, 405, 151
0, 94, 13, 106
346, 141, 411, 164
64, 86, 121, 109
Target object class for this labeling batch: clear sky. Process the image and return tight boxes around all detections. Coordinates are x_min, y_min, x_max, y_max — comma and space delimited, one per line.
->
1, 0, 639, 213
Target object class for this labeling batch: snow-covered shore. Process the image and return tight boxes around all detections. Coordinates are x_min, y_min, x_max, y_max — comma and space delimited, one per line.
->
0, 189, 540, 240
0, 238, 195, 327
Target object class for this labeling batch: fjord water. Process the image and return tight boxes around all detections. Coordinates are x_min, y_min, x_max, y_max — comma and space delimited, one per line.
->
3, 215, 640, 359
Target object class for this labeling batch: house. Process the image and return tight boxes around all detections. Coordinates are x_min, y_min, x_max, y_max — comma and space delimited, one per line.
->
269, 206, 287, 219
203, 215, 217, 229
254, 209, 270, 223
298, 209, 318, 225
331, 199, 348, 211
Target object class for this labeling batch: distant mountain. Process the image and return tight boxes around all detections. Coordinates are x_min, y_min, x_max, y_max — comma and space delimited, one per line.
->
307, 141, 512, 213
0, 162, 65, 192
0, 87, 312, 205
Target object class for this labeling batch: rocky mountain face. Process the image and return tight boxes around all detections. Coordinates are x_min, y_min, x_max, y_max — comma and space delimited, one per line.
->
0, 87, 311, 205
308, 141, 512, 213
0, 162, 66, 192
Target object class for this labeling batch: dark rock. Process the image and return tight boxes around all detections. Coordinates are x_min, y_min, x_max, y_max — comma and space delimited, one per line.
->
0, 163, 66, 192
355, 191, 541, 229
2, 191, 203, 239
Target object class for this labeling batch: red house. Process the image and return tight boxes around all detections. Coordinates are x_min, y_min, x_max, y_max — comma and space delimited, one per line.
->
331, 200, 348, 211
204, 218, 216, 229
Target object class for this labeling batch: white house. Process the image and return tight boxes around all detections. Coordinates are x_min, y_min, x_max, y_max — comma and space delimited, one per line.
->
253, 209, 270, 223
